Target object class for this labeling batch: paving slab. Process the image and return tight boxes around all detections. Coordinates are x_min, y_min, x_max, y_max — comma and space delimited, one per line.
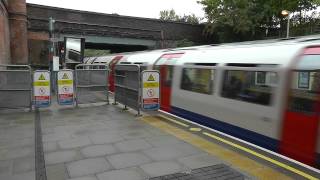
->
11, 171, 35, 180
114, 139, 152, 152
43, 141, 58, 152
46, 163, 69, 180
0, 160, 12, 175
68, 176, 98, 180
58, 136, 92, 149
177, 153, 225, 169
67, 157, 112, 178
35, 103, 286, 180
142, 143, 202, 161
13, 156, 35, 174
45, 150, 80, 165
139, 161, 187, 178
0, 111, 35, 180
145, 135, 185, 147
106, 152, 152, 169
89, 132, 124, 145
80, 144, 118, 158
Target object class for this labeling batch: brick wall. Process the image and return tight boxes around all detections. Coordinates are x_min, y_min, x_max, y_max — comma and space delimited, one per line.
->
27, 4, 213, 44
0, 0, 10, 64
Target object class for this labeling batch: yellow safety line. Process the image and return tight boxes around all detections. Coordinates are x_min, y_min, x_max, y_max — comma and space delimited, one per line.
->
158, 114, 189, 128
189, 127, 202, 132
202, 132, 319, 180
142, 115, 319, 180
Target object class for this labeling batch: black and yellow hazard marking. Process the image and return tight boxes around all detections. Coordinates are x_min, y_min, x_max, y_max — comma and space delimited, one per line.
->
62, 73, 69, 79
38, 74, 46, 80
147, 74, 155, 81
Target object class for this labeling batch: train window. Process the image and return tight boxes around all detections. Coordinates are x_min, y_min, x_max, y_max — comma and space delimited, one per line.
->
288, 54, 320, 113
221, 70, 278, 105
180, 68, 214, 94
226, 63, 278, 67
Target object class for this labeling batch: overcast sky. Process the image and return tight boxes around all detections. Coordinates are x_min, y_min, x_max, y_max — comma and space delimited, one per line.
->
26, 0, 205, 19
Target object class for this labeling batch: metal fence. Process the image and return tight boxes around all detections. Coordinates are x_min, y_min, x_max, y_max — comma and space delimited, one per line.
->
75, 64, 109, 106
0, 65, 32, 110
114, 64, 141, 115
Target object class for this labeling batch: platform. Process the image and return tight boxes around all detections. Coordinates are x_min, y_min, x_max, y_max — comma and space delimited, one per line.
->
0, 102, 319, 180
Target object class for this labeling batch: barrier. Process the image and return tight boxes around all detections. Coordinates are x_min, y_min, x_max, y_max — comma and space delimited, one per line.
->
57, 70, 74, 105
33, 70, 51, 108
0, 65, 32, 110
114, 64, 141, 115
75, 64, 109, 106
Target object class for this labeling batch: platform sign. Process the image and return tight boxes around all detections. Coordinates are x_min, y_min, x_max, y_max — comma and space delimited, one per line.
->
34, 71, 50, 108
57, 70, 74, 105
142, 71, 160, 111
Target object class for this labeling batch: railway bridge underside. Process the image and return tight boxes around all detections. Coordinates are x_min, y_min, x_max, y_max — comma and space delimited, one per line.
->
27, 4, 211, 66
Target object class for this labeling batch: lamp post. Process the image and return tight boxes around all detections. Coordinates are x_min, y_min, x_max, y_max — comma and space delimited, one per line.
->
281, 10, 290, 38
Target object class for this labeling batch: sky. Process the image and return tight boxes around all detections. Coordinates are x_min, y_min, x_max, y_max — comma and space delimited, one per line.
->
26, 0, 206, 19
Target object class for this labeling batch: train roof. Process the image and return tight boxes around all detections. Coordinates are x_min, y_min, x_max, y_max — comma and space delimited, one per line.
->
176, 39, 320, 67
122, 48, 202, 65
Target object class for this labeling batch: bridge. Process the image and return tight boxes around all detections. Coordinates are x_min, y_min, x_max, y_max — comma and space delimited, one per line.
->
27, 4, 212, 66
0, 1, 212, 65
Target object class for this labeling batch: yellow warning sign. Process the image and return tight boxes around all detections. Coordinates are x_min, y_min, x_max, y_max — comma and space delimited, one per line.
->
58, 80, 73, 85
38, 74, 46, 81
147, 75, 155, 81
143, 82, 159, 88
34, 81, 49, 86
62, 73, 69, 79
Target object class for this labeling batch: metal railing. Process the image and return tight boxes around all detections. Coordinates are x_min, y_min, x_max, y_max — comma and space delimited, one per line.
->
114, 64, 141, 115
0, 64, 32, 111
75, 64, 109, 106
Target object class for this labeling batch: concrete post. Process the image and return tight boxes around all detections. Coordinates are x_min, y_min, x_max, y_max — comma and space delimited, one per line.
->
8, 0, 28, 65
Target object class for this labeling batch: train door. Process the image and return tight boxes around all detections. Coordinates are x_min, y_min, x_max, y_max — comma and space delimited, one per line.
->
280, 47, 320, 166
154, 53, 184, 112
109, 56, 123, 92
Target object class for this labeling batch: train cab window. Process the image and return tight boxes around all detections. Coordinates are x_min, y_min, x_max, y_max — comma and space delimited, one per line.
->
155, 53, 183, 87
180, 68, 214, 94
222, 70, 278, 105
288, 54, 320, 113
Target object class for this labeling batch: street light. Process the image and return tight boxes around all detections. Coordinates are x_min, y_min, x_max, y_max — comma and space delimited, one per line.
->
281, 10, 290, 38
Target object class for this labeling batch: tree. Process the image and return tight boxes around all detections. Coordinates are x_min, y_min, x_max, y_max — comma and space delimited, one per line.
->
160, 9, 180, 21
84, 49, 110, 57
176, 39, 195, 47
159, 9, 202, 24
198, 0, 320, 42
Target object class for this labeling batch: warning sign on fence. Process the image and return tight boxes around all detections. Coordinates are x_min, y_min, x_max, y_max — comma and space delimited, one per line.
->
34, 71, 50, 108
57, 70, 74, 105
142, 71, 160, 111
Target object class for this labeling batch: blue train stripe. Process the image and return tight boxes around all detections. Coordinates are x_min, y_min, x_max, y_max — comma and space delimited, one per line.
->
171, 106, 280, 152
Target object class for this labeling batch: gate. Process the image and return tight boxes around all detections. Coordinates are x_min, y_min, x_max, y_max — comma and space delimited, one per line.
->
114, 64, 141, 115
0, 65, 32, 110
75, 64, 109, 106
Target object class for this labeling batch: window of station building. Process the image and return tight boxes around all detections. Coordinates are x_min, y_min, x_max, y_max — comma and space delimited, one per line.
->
221, 70, 278, 105
180, 68, 214, 94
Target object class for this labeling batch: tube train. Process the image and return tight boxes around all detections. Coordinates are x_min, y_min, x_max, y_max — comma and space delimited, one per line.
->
85, 36, 320, 168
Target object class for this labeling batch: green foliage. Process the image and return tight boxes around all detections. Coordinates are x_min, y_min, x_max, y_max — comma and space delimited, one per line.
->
84, 49, 110, 57
176, 39, 195, 47
159, 9, 202, 24
160, 9, 180, 21
198, 0, 320, 42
